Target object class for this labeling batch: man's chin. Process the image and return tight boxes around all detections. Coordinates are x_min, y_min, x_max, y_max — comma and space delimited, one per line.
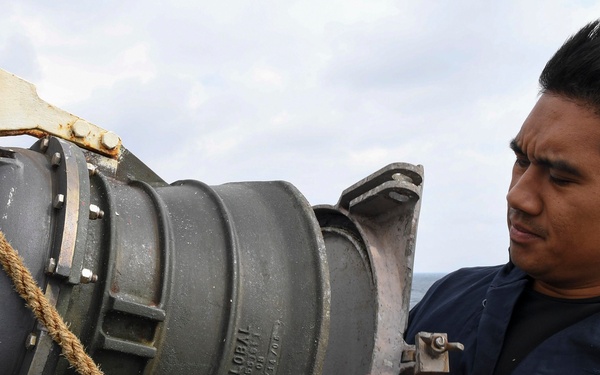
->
509, 244, 542, 274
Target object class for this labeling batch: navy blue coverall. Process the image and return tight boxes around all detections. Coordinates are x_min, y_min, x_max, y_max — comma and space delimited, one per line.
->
405, 262, 600, 374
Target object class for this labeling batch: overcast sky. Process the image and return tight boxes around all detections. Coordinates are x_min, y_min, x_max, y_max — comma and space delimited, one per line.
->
1, 1, 598, 272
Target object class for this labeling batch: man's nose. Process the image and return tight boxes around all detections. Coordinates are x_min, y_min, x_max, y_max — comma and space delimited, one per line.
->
506, 167, 543, 216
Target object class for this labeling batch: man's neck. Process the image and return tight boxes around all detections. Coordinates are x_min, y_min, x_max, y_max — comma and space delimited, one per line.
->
533, 279, 600, 299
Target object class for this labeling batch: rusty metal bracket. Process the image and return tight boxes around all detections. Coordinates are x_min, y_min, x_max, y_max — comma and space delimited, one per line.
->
0, 68, 122, 159
337, 162, 423, 217
342, 163, 423, 373
316, 163, 426, 374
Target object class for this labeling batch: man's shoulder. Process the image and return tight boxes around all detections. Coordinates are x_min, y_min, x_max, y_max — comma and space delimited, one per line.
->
429, 264, 507, 293
407, 264, 518, 328
405, 264, 512, 345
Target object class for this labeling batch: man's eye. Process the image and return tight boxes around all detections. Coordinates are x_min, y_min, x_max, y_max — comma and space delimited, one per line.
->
550, 175, 572, 186
514, 158, 529, 168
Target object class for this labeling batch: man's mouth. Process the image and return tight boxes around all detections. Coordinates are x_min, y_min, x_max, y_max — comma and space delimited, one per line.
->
509, 221, 544, 243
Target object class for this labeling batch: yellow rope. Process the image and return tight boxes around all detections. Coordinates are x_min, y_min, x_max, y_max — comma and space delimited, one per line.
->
0, 230, 103, 375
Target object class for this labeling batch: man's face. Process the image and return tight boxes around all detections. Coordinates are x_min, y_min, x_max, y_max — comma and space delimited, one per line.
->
507, 93, 600, 294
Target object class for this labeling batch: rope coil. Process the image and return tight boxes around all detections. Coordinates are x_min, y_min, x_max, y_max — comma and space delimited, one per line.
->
0, 230, 103, 375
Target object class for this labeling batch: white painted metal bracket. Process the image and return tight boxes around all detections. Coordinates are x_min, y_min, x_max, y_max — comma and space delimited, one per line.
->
0, 68, 121, 159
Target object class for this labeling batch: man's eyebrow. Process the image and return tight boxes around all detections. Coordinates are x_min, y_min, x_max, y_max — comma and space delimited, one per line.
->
509, 139, 524, 155
537, 157, 583, 178
510, 139, 583, 177
509, 138, 583, 177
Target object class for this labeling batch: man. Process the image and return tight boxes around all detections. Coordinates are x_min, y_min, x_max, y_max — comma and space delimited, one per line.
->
405, 20, 600, 374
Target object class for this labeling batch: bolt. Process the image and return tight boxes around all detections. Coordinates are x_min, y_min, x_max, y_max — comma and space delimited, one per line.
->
388, 191, 410, 203
39, 138, 49, 152
72, 120, 90, 138
101, 132, 120, 150
46, 258, 56, 274
392, 172, 413, 183
80, 268, 98, 284
25, 333, 37, 349
87, 163, 97, 176
89, 204, 104, 220
51, 152, 61, 167
53, 194, 65, 209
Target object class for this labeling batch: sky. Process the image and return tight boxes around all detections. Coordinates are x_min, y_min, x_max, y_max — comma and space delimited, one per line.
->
0, 1, 598, 273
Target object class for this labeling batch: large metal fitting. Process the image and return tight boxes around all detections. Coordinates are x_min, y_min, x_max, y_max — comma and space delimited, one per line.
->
0, 67, 461, 374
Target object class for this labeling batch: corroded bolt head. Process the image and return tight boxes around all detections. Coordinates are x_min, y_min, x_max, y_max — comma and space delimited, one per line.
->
80, 268, 98, 284
25, 333, 37, 349
72, 120, 91, 138
101, 132, 120, 150
89, 204, 104, 220
53, 194, 65, 209
51, 152, 61, 167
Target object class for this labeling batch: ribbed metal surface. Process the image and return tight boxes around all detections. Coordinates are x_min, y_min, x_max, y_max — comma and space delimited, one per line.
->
0, 137, 424, 375
0, 139, 329, 375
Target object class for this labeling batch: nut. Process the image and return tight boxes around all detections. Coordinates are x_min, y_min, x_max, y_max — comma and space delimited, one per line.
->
101, 132, 120, 150
72, 120, 90, 138
89, 204, 104, 220
53, 194, 65, 209
51, 152, 61, 167
25, 333, 37, 349
39, 138, 49, 152
87, 163, 97, 176
80, 268, 98, 284
46, 258, 56, 274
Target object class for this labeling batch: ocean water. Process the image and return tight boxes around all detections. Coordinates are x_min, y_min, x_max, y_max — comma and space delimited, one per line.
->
410, 273, 447, 309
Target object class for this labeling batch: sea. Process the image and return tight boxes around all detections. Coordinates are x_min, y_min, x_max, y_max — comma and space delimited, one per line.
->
410, 273, 447, 309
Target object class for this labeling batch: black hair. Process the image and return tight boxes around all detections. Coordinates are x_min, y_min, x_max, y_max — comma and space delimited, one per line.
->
540, 20, 600, 111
